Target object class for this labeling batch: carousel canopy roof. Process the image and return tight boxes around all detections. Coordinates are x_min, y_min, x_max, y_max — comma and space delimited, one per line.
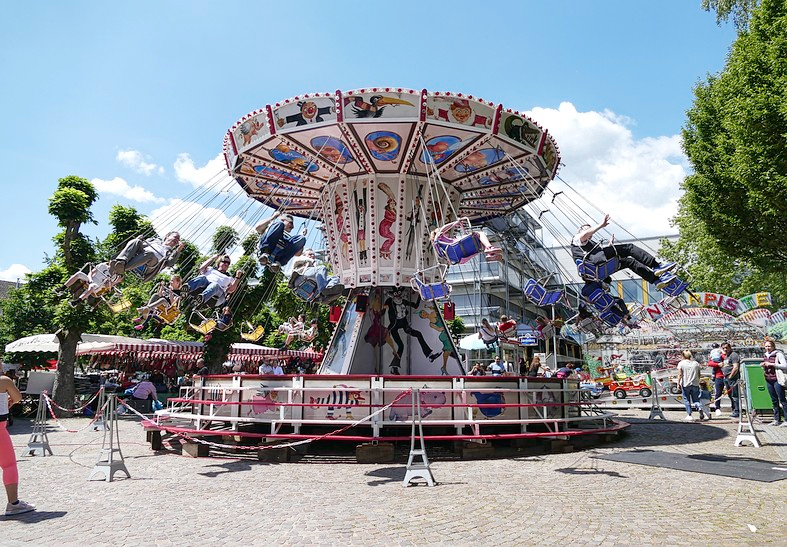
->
224, 87, 561, 222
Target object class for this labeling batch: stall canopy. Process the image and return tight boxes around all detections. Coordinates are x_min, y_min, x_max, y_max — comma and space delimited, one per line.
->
5, 333, 61, 353
5, 333, 203, 357
6, 334, 322, 364
227, 343, 323, 362
76, 336, 203, 357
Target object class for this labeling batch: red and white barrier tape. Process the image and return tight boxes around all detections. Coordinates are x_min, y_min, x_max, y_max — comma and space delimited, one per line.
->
43, 388, 103, 413
42, 394, 108, 433
160, 389, 415, 452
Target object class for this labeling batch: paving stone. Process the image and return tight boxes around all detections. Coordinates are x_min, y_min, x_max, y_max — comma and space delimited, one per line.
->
1, 409, 785, 545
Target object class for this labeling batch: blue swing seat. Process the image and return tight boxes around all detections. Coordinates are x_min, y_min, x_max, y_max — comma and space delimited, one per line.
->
575, 257, 620, 281
293, 277, 319, 302
659, 276, 689, 297
583, 286, 617, 313
599, 308, 625, 327
524, 279, 563, 306
435, 232, 483, 264
411, 277, 451, 301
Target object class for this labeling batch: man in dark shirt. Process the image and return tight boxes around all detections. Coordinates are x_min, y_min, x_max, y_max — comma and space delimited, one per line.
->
571, 214, 676, 288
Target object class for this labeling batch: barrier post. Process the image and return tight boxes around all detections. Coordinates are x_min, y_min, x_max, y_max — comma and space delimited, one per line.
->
24, 392, 53, 457
88, 394, 130, 482
92, 386, 107, 431
647, 372, 666, 421
403, 389, 436, 487
734, 378, 760, 448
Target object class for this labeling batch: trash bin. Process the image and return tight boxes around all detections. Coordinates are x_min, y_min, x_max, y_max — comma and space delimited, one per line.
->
743, 360, 772, 412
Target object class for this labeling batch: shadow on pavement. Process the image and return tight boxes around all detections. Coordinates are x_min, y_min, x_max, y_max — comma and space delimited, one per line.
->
611, 417, 730, 448
4, 511, 67, 523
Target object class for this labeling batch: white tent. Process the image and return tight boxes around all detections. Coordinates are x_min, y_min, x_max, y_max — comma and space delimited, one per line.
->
4, 333, 60, 353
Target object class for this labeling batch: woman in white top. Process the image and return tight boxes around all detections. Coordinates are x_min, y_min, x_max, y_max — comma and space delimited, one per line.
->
1, 373, 35, 515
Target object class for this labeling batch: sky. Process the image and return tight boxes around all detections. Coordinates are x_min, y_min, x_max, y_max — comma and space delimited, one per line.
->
0, 1, 738, 282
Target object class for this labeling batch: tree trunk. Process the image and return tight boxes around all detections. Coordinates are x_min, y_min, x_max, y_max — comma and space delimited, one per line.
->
53, 328, 81, 413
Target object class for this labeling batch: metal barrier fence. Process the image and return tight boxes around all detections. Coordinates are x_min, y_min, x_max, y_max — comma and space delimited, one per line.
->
154, 374, 620, 442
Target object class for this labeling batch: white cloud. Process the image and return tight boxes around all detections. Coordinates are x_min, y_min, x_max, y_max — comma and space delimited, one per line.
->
116, 149, 164, 176
174, 153, 237, 193
148, 199, 256, 260
92, 177, 166, 204
0, 264, 31, 282
527, 102, 688, 241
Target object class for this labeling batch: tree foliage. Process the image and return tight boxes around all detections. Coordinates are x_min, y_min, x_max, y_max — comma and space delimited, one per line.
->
661, 201, 787, 307
100, 205, 154, 259
702, 0, 759, 29
211, 225, 239, 255
681, 0, 787, 274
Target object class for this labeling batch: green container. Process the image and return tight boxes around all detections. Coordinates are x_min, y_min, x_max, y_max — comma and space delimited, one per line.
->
742, 360, 772, 411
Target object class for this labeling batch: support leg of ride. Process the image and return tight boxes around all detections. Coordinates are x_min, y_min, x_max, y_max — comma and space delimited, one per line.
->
355, 442, 395, 464
455, 441, 495, 460
257, 441, 291, 463
146, 429, 163, 451
182, 441, 210, 458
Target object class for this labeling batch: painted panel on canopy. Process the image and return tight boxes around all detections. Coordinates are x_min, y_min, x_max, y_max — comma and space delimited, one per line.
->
242, 139, 334, 184
373, 176, 403, 281
441, 137, 538, 185
347, 178, 373, 285
347, 122, 417, 174
413, 126, 485, 173
232, 111, 272, 155
238, 162, 313, 197
459, 155, 548, 199
342, 90, 420, 121
426, 94, 495, 130
322, 181, 354, 279
285, 125, 368, 178
497, 111, 544, 153
271, 96, 337, 132
540, 138, 559, 178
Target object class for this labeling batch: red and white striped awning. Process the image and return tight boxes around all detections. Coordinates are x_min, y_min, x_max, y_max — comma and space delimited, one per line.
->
76, 336, 203, 356
227, 343, 323, 362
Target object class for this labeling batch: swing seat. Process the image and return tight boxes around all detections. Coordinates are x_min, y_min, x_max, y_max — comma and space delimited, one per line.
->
293, 277, 319, 302
584, 287, 616, 313
241, 324, 265, 342
153, 305, 180, 325
599, 308, 625, 327
659, 276, 689, 297
576, 257, 620, 281
190, 318, 217, 335
436, 232, 483, 264
106, 297, 133, 314
410, 276, 451, 301
524, 279, 564, 306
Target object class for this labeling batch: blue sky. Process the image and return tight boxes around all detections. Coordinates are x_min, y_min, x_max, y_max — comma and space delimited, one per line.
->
0, 1, 737, 281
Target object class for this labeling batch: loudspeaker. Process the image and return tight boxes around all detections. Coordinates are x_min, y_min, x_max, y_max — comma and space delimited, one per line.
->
355, 294, 368, 313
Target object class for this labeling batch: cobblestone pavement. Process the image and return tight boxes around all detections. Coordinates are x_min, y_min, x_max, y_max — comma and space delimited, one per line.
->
2, 408, 786, 546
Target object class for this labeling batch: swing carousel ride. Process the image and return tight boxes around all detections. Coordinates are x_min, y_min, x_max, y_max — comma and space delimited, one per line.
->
225, 87, 561, 376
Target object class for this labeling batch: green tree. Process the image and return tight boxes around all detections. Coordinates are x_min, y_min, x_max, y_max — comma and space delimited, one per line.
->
660, 202, 787, 306
240, 231, 260, 257
702, 0, 759, 29
100, 205, 154, 259
682, 0, 787, 274
211, 226, 239, 255
47, 176, 99, 408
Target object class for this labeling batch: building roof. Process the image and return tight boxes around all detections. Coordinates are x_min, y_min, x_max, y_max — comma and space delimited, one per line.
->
0, 280, 22, 301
